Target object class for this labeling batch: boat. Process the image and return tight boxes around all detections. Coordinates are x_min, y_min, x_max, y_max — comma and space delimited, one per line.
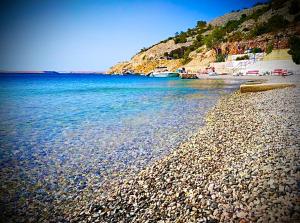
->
150, 66, 179, 77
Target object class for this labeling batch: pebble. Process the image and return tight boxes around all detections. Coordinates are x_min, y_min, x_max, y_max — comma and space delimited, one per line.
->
66, 87, 300, 222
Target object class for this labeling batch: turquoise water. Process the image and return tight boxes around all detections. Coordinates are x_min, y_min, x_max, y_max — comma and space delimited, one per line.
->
0, 73, 240, 218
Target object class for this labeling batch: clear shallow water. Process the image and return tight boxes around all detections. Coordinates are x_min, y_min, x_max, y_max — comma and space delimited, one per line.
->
0, 73, 241, 217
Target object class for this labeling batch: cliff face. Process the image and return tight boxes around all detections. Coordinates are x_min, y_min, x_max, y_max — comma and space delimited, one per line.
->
108, 0, 300, 74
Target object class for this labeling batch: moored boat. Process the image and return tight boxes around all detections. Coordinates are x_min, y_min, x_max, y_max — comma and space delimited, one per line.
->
150, 66, 179, 78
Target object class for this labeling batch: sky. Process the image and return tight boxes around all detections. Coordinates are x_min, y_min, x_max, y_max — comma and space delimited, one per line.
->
0, 0, 268, 72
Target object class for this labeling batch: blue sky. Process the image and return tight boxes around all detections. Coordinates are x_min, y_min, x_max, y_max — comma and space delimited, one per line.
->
0, 0, 268, 71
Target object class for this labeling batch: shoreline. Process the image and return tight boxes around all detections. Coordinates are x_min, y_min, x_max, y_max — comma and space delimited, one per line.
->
68, 77, 299, 222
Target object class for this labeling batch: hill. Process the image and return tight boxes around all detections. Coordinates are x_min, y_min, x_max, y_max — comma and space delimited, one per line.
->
108, 0, 300, 74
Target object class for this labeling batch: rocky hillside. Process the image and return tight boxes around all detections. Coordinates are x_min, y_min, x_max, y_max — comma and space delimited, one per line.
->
108, 0, 300, 74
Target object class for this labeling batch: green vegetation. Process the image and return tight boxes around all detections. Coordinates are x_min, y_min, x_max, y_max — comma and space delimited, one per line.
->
203, 27, 225, 49
174, 32, 188, 43
289, 0, 300, 14
266, 42, 274, 54
196, 21, 207, 29
268, 15, 289, 30
228, 31, 244, 42
288, 36, 300, 64
250, 15, 289, 37
223, 5, 269, 36
247, 5, 270, 21
167, 47, 186, 59
142, 0, 291, 63
236, 55, 250, 60
251, 24, 269, 37
252, 47, 263, 53
224, 20, 240, 33
215, 54, 226, 62
139, 47, 148, 53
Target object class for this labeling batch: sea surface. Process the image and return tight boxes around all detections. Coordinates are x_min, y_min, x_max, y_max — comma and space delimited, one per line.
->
0, 73, 241, 219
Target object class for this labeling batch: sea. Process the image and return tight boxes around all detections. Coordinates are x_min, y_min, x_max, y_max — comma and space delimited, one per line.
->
0, 73, 241, 218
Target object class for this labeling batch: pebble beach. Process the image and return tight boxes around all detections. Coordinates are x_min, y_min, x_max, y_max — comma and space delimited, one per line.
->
69, 80, 300, 222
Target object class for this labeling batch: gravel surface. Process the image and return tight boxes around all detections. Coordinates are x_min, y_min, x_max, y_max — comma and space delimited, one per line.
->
69, 86, 300, 223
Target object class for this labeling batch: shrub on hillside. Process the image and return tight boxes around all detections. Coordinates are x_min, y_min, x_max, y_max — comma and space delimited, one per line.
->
169, 47, 186, 59
203, 27, 225, 50
216, 54, 226, 62
247, 6, 270, 21
203, 35, 213, 49
224, 20, 240, 33
196, 34, 203, 42
250, 15, 289, 37
251, 23, 269, 36
212, 28, 225, 43
252, 47, 263, 53
174, 33, 187, 44
288, 36, 300, 64
228, 31, 244, 42
236, 55, 250, 60
241, 14, 247, 20
196, 21, 207, 29
139, 47, 148, 53
267, 15, 289, 30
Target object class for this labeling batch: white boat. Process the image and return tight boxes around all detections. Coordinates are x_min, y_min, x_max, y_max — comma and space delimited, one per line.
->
150, 66, 179, 78
151, 71, 179, 77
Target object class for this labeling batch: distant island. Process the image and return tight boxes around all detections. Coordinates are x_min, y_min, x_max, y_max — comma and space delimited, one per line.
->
0, 71, 106, 74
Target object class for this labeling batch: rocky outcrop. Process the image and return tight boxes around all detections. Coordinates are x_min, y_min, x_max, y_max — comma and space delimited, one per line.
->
108, 40, 191, 74
108, 0, 299, 75
209, 4, 267, 27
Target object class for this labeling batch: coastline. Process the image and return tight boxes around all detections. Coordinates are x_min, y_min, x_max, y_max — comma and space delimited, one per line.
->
68, 77, 299, 222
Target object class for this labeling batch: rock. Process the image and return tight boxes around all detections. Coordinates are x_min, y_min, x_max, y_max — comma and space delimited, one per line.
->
236, 211, 247, 218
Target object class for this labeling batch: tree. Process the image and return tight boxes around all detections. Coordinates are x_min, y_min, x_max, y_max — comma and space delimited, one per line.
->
203, 35, 213, 49
196, 20, 207, 29
252, 47, 262, 53
196, 34, 203, 42
174, 35, 187, 44
203, 27, 225, 50
288, 36, 300, 64
224, 20, 240, 33
240, 14, 247, 20
211, 27, 225, 44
